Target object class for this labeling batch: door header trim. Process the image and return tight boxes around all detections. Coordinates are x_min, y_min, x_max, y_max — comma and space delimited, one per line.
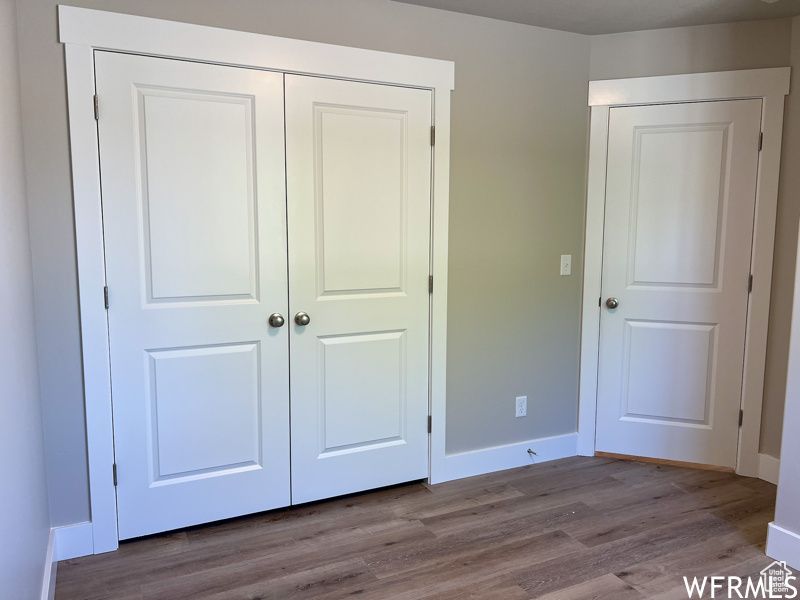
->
58, 5, 454, 91
588, 67, 789, 107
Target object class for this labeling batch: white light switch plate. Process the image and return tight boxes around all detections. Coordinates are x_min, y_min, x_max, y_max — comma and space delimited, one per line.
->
560, 254, 572, 276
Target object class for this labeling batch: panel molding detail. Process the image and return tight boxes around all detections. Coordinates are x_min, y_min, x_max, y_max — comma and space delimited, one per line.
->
621, 320, 718, 427
317, 330, 407, 456
145, 342, 262, 484
627, 123, 730, 289
314, 103, 409, 299
135, 86, 259, 306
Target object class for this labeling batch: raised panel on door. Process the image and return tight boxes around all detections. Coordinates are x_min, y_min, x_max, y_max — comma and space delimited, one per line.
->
629, 126, 727, 287
595, 99, 762, 468
95, 51, 290, 539
319, 332, 406, 453
141, 91, 258, 303
146, 343, 262, 480
285, 75, 432, 504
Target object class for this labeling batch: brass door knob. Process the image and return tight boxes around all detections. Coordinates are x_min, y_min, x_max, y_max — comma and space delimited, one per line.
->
294, 312, 311, 326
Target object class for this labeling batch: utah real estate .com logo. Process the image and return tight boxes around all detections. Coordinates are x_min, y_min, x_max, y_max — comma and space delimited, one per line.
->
684, 561, 797, 598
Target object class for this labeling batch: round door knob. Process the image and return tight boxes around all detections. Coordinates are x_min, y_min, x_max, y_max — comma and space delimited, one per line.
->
294, 312, 311, 326
606, 297, 620, 310
268, 313, 285, 328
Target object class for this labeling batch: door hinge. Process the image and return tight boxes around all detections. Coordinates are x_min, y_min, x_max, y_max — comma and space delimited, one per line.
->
104, 286, 109, 309
430, 126, 435, 147
759, 132, 763, 151
429, 275, 434, 294
428, 415, 432, 433
748, 274, 753, 293
112, 463, 118, 486
94, 94, 99, 121
739, 410, 744, 428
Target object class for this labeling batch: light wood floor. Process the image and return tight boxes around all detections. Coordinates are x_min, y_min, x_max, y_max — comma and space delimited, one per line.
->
55, 456, 777, 599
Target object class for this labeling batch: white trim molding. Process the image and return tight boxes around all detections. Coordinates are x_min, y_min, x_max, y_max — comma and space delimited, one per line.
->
589, 68, 790, 107
53, 522, 94, 562
767, 522, 800, 571
759, 453, 781, 486
437, 433, 578, 483
59, 6, 453, 90
41, 529, 57, 600
60, 5, 453, 554
578, 68, 791, 478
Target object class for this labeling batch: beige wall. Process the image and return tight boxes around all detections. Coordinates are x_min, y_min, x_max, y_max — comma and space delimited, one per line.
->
763, 16, 800, 459
0, 0, 51, 595
16, 0, 590, 526
590, 18, 795, 459
773, 215, 800, 545
590, 19, 791, 80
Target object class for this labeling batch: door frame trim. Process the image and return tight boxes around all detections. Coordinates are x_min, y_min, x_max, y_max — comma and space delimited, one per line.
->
578, 68, 790, 476
60, 5, 454, 554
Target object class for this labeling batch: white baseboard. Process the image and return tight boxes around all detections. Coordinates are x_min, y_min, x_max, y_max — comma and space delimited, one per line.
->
41, 528, 57, 600
767, 522, 800, 571
54, 522, 94, 561
758, 453, 781, 485
439, 433, 578, 483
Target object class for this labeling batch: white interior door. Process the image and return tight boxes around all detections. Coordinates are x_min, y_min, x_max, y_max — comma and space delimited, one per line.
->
285, 75, 432, 504
95, 52, 290, 539
595, 99, 762, 468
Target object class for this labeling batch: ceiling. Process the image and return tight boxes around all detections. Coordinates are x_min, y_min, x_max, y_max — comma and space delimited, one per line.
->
392, 0, 800, 35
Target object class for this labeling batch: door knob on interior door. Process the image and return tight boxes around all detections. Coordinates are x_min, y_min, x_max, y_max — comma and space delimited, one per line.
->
268, 313, 285, 328
294, 312, 311, 326
606, 297, 620, 310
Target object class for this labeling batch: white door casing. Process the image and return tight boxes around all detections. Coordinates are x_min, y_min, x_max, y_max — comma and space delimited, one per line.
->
285, 75, 432, 503
96, 52, 290, 539
595, 99, 762, 467
579, 69, 789, 477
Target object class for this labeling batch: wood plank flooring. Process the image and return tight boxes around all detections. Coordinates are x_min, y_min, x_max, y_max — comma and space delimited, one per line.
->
55, 457, 777, 599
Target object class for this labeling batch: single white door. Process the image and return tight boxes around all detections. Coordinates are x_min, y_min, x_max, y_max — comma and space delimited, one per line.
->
595, 99, 762, 468
285, 75, 432, 503
95, 52, 290, 539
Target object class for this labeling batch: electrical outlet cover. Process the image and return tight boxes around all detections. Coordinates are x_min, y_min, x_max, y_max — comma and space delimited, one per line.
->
516, 396, 527, 418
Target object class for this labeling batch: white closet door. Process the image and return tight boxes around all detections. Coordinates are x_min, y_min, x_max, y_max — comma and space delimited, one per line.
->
595, 99, 762, 468
95, 52, 290, 539
285, 75, 432, 504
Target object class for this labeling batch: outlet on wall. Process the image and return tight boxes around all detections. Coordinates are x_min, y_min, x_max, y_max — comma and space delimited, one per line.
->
516, 396, 527, 418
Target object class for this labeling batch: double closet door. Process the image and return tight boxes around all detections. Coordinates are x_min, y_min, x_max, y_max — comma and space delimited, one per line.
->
95, 52, 433, 539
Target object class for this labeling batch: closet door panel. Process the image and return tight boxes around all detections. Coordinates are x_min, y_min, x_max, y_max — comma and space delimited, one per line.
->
95, 51, 290, 539
285, 75, 432, 503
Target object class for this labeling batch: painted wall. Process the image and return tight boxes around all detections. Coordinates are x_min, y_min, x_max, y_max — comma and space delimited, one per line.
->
16, 0, 590, 526
763, 15, 800, 460
0, 0, 52, 595
771, 214, 800, 557
590, 19, 792, 80
590, 18, 795, 459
